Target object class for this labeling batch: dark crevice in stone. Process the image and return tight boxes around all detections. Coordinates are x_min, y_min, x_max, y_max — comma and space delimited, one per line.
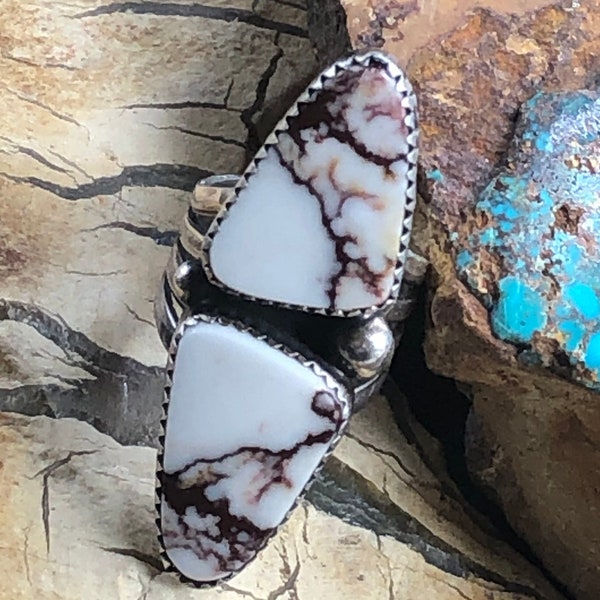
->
390, 287, 576, 600
240, 38, 285, 158
119, 100, 238, 111
86, 222, 179, 246
34, 450, 98, 553
308, 457, 548, 600
306, 0, 351, 68
74, 2, 308, 38
164, 126, 246, 148
1, 164, 212, 200
345, 430, 416, 478
143, 123, 246, 148
0, 300, 163, 447
1, 141, 71, 175
101, 547, 163, 571
270, 0, 306, 10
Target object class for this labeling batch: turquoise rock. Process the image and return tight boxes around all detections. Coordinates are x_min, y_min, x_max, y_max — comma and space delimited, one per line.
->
457, 89, 600, 388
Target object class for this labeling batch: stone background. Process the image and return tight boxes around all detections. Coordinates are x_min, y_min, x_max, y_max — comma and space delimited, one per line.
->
0, 0, 594, 599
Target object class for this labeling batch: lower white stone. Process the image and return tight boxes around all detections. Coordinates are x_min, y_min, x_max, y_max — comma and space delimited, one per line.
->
160, 319, 349, 583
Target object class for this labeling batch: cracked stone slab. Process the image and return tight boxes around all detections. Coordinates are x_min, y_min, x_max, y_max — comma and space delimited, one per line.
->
0, 0, 318, 369
0, 0, 318, 441
0, 320, 94, 391
0, 299, 163, 444
325, 0, 600, 598
0, 397, 565, 599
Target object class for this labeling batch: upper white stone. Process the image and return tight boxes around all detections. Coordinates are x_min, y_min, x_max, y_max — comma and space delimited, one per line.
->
206, 57, 416, 313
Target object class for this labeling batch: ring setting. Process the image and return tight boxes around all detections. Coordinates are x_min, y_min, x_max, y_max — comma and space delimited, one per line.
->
153, 49, 418, 585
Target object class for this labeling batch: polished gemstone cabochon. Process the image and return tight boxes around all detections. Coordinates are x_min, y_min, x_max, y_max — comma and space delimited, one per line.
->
205, 52, 418, 314
158, 318, 351, 583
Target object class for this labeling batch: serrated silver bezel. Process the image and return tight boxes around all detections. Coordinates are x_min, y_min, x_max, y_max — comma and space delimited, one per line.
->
201, 50, 419, 319
154, 313, 353, 587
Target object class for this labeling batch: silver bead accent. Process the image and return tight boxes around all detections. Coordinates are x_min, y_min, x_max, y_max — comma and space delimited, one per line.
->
339, 316, 395, 379
172, 260, 194, 298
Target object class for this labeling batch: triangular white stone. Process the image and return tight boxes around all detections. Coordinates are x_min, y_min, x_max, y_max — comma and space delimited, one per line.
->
159, 319, 349, 582
206, 52, 418, 313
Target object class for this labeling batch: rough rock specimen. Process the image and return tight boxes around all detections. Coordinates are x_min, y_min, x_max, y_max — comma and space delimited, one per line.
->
334, 0, 600, 598
341, 0, 561, 64
458, 90, 600, 388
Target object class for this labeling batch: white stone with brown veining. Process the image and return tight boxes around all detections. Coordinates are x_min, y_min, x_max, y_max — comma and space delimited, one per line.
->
160, 320, 350, 583
207, 53, 417, 312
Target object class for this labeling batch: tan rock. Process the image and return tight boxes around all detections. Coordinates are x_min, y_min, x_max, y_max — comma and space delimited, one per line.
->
0, 0, 317, 440
0, 400, 565, 600
0, 0, 318, 369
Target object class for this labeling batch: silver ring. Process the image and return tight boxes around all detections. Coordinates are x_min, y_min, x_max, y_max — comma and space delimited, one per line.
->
153, 49, 420, 586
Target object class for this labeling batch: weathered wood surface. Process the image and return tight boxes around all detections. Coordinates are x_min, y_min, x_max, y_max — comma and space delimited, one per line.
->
0, 0, 577, 598
333, 0, 600, 598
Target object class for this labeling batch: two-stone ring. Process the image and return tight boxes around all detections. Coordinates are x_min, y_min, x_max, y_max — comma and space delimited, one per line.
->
153, 50, 419, 585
